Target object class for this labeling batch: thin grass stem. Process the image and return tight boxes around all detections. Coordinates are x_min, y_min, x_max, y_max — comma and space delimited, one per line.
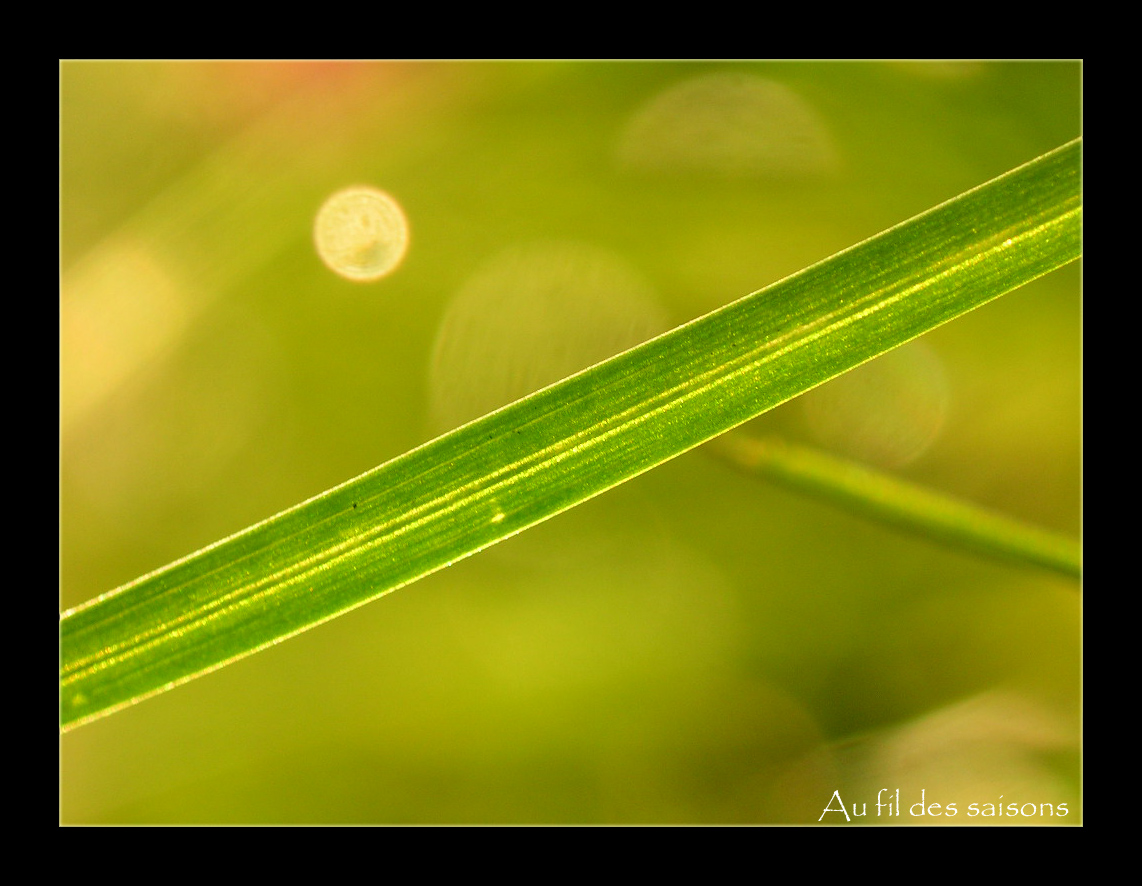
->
708, 433, 1081, 580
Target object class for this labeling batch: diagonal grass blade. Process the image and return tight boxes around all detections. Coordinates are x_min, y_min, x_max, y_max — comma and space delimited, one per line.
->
60, 138, 1082, 731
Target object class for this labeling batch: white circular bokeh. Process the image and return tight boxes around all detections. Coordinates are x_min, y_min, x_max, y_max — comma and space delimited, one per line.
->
313, 186, 409, 282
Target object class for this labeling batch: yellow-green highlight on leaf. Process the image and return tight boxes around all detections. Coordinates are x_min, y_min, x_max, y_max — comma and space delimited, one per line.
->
709, 433, 1081, 579
60, 138, 1082, 731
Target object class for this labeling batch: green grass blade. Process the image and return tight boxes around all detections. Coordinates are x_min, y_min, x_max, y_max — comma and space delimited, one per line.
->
60, 138, 1082, 731
709, 433, 1081, 579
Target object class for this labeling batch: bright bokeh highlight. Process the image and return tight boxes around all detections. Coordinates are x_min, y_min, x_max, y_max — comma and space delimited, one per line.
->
313, 186, 409, 281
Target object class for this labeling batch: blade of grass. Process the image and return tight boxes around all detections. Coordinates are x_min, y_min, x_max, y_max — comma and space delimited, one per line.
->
708, 433, 1081, 579
60, 138, 1082, 731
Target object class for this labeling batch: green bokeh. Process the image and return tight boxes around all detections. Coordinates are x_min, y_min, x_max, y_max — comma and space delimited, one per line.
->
60, 60, 1081, 825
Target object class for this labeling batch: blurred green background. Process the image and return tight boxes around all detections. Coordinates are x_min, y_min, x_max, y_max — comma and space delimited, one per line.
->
60, 60, 1081, 824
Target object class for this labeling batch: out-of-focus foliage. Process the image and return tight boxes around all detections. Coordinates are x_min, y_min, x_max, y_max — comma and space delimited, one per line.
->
60, 60, 1081, 825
